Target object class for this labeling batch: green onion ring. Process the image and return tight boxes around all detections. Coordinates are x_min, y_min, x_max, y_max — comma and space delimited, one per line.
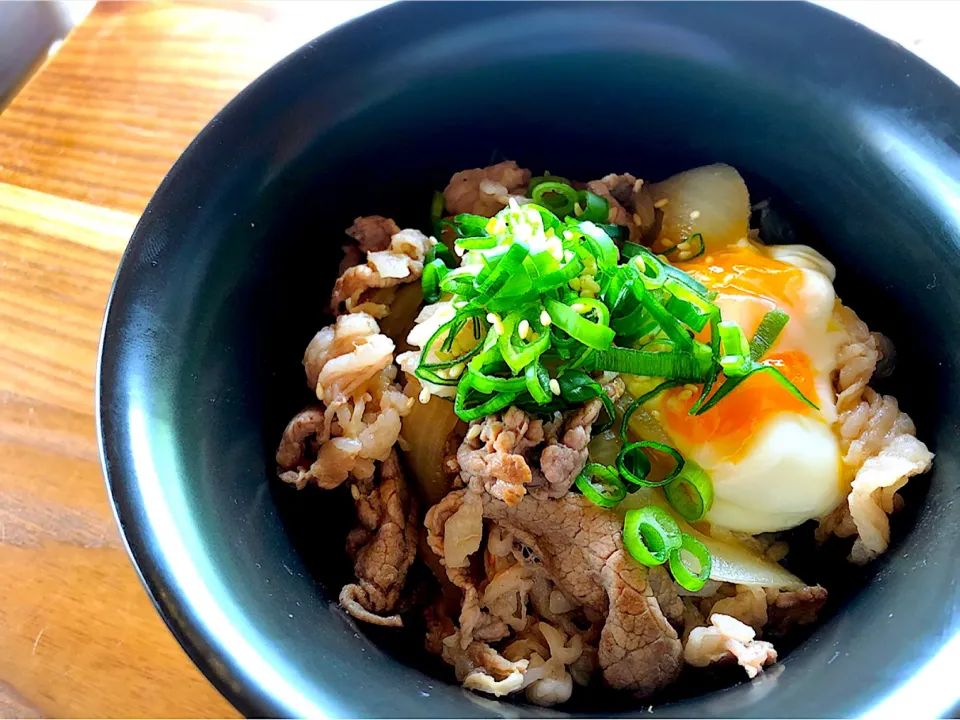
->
575, 463, 627, 508
527, 174, 572, 196
575, 190, 610, 223
664, 463, 714, 522
532, 181, 578, 216
623, 506, 683, 566
668, 534, 713, 592
499, 312, 551, 374
544, 298, 615, 351
617, 441, 684, 488
524, 361, 553, 405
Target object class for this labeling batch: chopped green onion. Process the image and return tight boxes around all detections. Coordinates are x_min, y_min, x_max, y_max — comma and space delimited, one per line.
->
474, 241, 530, 303
532, 181, 578, 217
632, 281, 693, 351
574, 190, 610, 223
415, 313, 485, 386
575, 463, 627, 508
586, 346, 712, 381
750, 308, 790, 360
499, 311, 551, 374
621, 241, 644, 259
660, 233, 705, 261
619, 381, 682, 444
454, 374, 518, 422
689, 313, 721, 415
696, 309, 815, 414
485, 289, 542, 314
617, 440, 685, 488
456, 235, 498, 251
623, 506, 682, 566
422, 258, 448, 303
664, 279, 716, 333
572, 297, 611, 327
527, 174, 571, 196
668, 534, 712, 592
599, 224, 630, 243
524, 361, 553, 405
426, 242, 456, 268
664, 461, 714, 522
544, 298, 615, 351
695, 364, 819, 415
448, 213, 491, 239
466, 365, 527, 394
532, 255, 584, 293
430, 191, 445, 231
631, 252, 667, 290
718, 321, 752, 377
574, 221, 620, 271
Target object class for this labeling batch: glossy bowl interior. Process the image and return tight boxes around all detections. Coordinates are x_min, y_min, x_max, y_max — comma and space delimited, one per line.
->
98, 2, 960, 717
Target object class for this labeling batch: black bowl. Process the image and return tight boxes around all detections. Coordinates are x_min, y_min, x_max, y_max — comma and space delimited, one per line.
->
97, 2, 960, 717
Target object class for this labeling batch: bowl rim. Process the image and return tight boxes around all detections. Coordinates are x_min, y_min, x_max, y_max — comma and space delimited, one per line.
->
96, 1, 960, 717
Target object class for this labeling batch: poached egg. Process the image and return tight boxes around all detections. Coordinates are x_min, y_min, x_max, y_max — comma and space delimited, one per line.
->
646, 240, 847, 533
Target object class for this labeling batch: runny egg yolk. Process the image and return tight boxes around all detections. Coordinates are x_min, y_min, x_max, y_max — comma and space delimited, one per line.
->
648, 243, 847, 533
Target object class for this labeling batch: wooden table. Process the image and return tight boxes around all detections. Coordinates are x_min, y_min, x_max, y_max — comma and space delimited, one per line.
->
0, 2, 382, 716
0, 1, 953, 717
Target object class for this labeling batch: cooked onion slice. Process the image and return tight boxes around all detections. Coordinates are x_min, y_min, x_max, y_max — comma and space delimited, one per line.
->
651, 163, 751, 253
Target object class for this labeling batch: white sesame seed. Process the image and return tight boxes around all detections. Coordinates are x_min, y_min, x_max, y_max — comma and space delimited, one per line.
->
540, 310, 552, 326
654, 198, 669, 209
679, 251, 692, 260
449, 363, 465, 379
689, 210, 701, 220
518, 320, 530, 340
418, 388, 431, 404
678, 241, 691, 251
661, 238, 676, 249
549, 379, 561, 396
651, 409, 661, 419
350, 485, 360, 500
633, 178, 644, 193
573, 202, 584, 216
486, 312, 505, 336
455, 245, 465, 257
632, 212, 643, 225
466, 424, 482, 441
571, 303, 586, 313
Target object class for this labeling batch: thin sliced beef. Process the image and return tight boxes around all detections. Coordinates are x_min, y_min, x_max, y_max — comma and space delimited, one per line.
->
429, 488, 684, 697
339, 450, 418, 627
444, 161, 532, 217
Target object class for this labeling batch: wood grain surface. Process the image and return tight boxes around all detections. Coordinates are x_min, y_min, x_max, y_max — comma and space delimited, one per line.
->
0, 1, 383, 716
0, 1, 951, 717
